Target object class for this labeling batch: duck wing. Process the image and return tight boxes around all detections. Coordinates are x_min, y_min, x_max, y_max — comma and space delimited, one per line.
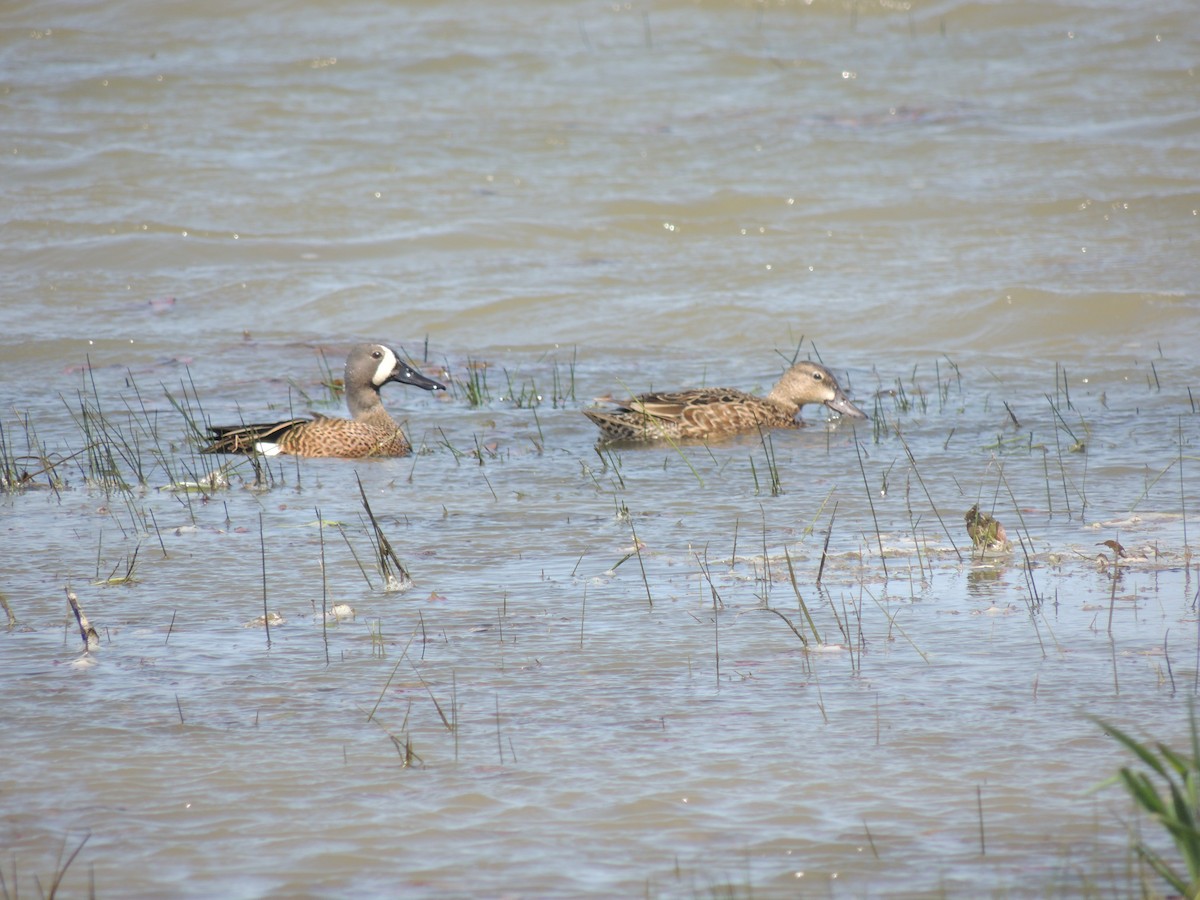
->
621, 388, 755, 420
201, 417, 313, 454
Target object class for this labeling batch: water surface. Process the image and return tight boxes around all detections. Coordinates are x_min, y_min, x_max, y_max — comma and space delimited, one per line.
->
2, 0, 1199, 895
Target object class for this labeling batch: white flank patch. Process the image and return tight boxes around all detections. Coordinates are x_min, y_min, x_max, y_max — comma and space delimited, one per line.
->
372, 347, 398, 386
253, 441, 283, 456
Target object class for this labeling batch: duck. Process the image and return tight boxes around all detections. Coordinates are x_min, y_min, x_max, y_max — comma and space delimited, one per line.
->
200, 343, 446, 457
583, 359, 867, 442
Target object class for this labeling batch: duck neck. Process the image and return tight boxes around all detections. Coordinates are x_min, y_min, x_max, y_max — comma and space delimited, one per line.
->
764, 388, 800, 415
347, 385, 385, 420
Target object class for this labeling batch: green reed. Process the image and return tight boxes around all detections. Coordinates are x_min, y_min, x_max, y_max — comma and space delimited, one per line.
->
529, 406, 545, 453
65, 387, 134, 493
759, 604, 810, 649
501, 367, 537, 408
899, 434, 962, 561
316, 347, 342, 405
94, 540, 141, 587
45, 361, 226, 496
257, 511, 271, 648
815, 500, 837, 585
1180, 417, 1189, 558
435, 426, 468, 463
0, 411, 63, 493
627, 507, 653, 609
871, 394, 887, 444
754, 425, 782, 496
782, 547, 821, 644
550, 347, 578, 407
356, 472, 413, 592
160, 370, 243, 496
32, 831, 92, 899
853, 437, 888, 580
1097, 708, 1200, 899
463, 359, 492, 407
0, 415, 18, 492
936, 354, 963, 413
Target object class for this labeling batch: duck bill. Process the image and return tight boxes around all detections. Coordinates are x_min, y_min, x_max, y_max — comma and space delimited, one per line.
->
825, 392, 868, 420
390, 361, 447, 392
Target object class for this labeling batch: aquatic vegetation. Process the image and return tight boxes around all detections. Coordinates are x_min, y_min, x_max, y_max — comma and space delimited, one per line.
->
462, 358, 492, 407
0, 412, 62, 493
356, 472, 413, 593
449, 351, 577, 413
1100, 709, 1200, 899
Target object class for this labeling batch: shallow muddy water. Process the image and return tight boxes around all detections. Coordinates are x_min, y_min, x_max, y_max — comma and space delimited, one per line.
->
3, 0, 1200, 896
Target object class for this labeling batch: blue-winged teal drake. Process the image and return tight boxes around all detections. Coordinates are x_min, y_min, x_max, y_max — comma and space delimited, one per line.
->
583, 360, 867, 442
201, 343, 446, 457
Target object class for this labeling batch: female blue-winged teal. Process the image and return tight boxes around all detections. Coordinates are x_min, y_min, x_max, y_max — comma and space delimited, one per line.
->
583, 359, 867, 442
201, 343, 445, 457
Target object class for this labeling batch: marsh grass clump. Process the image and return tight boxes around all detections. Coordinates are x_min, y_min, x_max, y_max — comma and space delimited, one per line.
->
1099, 709, 1200, 898
93, 540, 141, 586
63, 363, 170, 492
66, 393, 131, 493
502, 367, 540, 408
160, 373, 241, 494
498, 349, 579, 410
315, 348, 344, 406
935, 355, 963, 412
0, 415, 21, 491
0, 410, 66, 493
463, 359, 492, 408
1046, 392, 1088, 454
34, 363, 225, 496
891, 367, 931, 416
549, 348, 578, 408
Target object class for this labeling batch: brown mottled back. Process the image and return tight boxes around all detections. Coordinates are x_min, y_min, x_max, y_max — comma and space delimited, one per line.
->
584, 359, 867, 443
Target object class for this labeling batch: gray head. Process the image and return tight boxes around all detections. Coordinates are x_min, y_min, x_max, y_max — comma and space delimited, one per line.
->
344, 343, 445, 416
768, 360, 868, 420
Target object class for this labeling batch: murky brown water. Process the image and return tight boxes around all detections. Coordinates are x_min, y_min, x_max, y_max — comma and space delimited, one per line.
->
3, 0, 1199, 896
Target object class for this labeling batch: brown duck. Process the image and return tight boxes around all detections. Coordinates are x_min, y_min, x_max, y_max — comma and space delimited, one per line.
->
201, 343, 445, 457
583, 359, 867, 442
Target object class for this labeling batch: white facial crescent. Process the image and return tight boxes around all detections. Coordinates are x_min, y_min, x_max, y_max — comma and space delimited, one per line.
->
372, 347, 398, 386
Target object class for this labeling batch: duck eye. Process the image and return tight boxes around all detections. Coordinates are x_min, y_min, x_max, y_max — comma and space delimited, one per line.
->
812, 371, 824, 381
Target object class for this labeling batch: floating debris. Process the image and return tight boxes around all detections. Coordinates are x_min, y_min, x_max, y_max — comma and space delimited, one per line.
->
324, 603, 355, 621
972, 604, 1017, 616
162, 469, 228, 492
244, 612, 284, 628
965, 504, 1011, 553
65, 588, 100, 651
